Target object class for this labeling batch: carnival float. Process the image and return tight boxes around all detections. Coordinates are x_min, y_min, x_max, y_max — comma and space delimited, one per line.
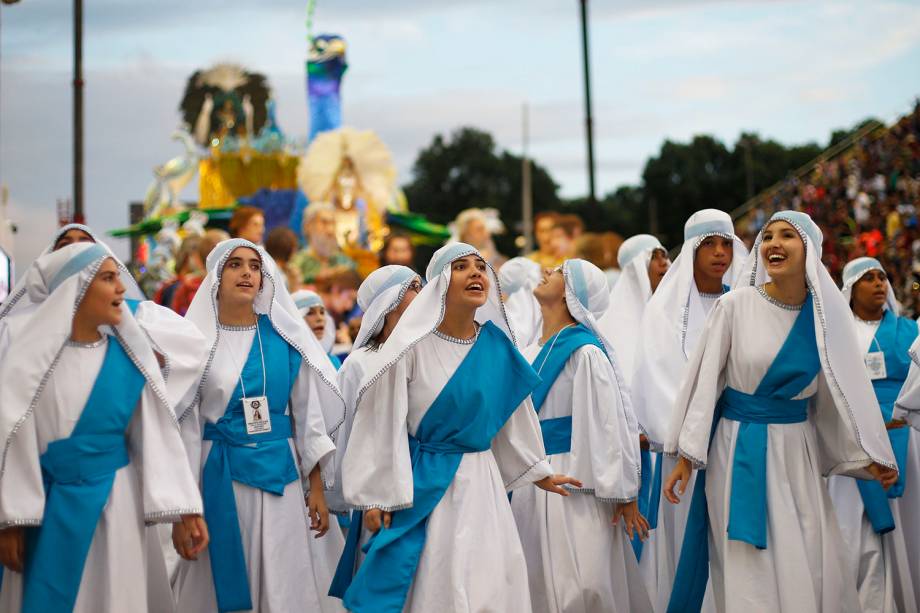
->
113, 21, 448, 286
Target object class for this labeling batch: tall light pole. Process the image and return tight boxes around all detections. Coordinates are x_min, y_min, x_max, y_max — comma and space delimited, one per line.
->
579, 0, 597, 206
73, 0, 84, 223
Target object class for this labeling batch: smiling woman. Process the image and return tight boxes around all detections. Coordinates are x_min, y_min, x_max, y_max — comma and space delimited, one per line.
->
338, 242, 580, 613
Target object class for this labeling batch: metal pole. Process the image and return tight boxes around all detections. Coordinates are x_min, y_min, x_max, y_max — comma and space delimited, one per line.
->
522, 103, 533, 254
579, 0, 597, 205
73, 0, 84, 223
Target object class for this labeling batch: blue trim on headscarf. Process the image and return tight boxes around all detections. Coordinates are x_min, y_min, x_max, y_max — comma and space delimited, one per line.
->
426, 243, 478, 282
295, 294, 324, 310
48, 244, 108, 294
684, 220, 733, 243
618, 235, 663, 269
768, 211, 821, 248
565, 260, 590, 312
843, 257, 883, 289
373, 268, 417, 301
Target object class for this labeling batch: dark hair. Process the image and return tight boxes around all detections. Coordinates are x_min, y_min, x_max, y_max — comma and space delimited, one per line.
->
264, 227, 299, 263
379, 232, 415, 266
554, 214, 584, 239
228, 206, 264, 238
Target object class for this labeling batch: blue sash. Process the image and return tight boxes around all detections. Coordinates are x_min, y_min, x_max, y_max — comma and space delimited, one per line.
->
855, 310, 917, 531
342, 322, 540, 613
22, 338, 146, 613
201, 315, 301, 612
632, 450, 664, 560
531, 324, 604, 456
668, 293, 820, 613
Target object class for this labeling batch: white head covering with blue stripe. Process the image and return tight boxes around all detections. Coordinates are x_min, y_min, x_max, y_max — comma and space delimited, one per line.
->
841, 256, 900, 315
352, 265, 419, 350
597, 234, 666, 383
720, 210, 897, 473
353, 242, 515, 404
183, 239, 345, 450
0, 243, 176, 479
632, 209, 749, 447
291, 289, 337, 353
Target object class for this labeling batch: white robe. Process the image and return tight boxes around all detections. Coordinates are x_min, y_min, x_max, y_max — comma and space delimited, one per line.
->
0, 338, 201, 613
511, 343, 652, 613
671, 286, 865, 613
172, 326, 342, 613
825, 316, 918, 613
342, 332, 553, 612
644, 288, 719, 612
894, 354, 920, 609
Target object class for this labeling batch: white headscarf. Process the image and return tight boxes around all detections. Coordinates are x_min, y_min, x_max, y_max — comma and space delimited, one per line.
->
0, 223, 144, 322
596, 234, 665, 382
291, 289, 337, 353
562, 258, 642, 496
499, 257, 543, 348
353, 242, 515, 407
841, 256, 900, 315
632, 209, 749, 447
0, 243, 177, 479
352, 265, 419, 350
731, 210, 896, 471
182, 239, 344, 438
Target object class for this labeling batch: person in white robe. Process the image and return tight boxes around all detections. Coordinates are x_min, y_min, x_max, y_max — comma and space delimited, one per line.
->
0, 223, 208, 413
595, 233, 670, 591
499, 256, 543, 348
293, 288, 343, 369
327, 265, 422, 597
894, 332, 920, 610
340, 242, 580, 613
172, 238, 346, 613
511, 258, 652, 613
0, 242, 206, 613
826, 257, 919, 613
631, 209, 748, 611
663, 211, 899, 613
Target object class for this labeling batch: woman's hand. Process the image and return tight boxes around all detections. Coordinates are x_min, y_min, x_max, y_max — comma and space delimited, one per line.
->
363, 508, 392, 533
172, 514, 210, 561
663, 456, 693, 504
534, 474, 584, 496
639, 434, 650, 451
867, 462, 898, 490
886, 418, 907, 431
0, 527, 24, 572
306, 465, 330, 538
612, 500, 650, 541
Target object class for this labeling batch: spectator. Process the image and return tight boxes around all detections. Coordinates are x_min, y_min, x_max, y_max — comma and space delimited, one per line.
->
292, 202, 357, 285
379, 232, 416, 269
550, 214, 584, 262
228, 205, 265, 245
453, 208, 508, 269
265, 226, 302, 290
527, 211, 561, 269
154, 235, 203, 315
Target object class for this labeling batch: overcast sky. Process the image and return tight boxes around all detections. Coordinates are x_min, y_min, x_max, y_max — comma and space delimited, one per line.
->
1, 0, 918, 270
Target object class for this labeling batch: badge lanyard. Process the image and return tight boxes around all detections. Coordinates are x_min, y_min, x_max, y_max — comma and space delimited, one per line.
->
535, 323, 576, 377
865, 332, 887, 381
226, 322, 271, 434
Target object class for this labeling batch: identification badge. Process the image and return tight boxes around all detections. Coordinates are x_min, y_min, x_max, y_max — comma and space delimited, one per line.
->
243, 396, 272, 434
865, 352, 887, 381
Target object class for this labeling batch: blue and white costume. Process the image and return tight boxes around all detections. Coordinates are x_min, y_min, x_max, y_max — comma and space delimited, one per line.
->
0, 243, 203, 613
499, 256, 543, 348
172, 239, 345, 613
511, 259, 650, 613
828, 257, 919, 613
665, 211, 896, 613
293, 289, 342, 370
340, 243, 553, 613
631, 210, 748, 611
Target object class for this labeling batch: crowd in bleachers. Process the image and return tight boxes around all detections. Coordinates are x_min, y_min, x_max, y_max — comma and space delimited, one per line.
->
739, 100, 920, 315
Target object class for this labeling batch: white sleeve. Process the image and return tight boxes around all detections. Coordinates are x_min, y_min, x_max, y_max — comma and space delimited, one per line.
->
666, 298, 732, 467
127, 387, 203, 524
342, 357, 414, 511
0, 402, 44, 529
492, 395, 553, 491
291, 362, 337, 487
895, 340, 920, 431
570, 346, 641, 502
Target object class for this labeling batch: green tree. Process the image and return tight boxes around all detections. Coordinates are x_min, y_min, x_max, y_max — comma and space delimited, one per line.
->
403, 127, 562, 255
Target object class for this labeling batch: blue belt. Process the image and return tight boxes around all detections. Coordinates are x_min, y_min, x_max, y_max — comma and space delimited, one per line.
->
202, 415, 297, 613
540, 416, 572, 456
23, 434, 129, 613
719, 387, 808, 549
